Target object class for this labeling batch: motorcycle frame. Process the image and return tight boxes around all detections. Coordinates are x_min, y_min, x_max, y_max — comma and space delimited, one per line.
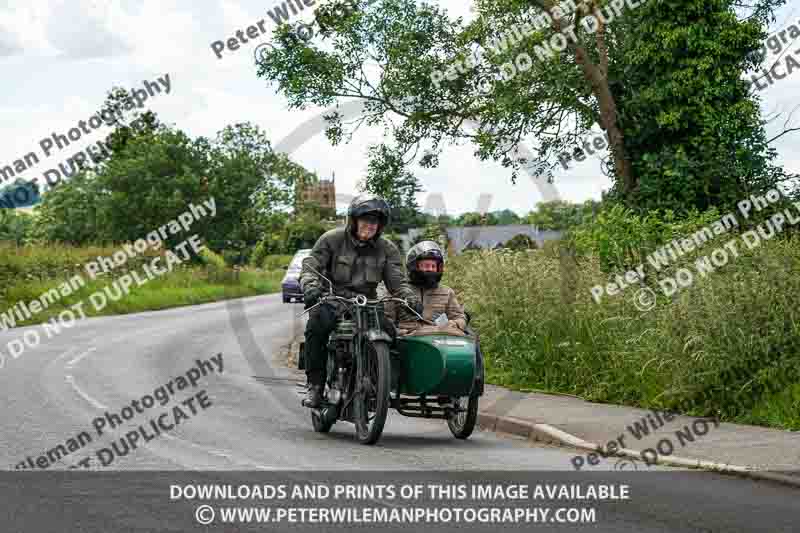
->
322, 298, 392, 424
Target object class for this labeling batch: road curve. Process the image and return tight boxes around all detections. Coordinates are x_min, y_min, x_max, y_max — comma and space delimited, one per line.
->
0, 294, 796, 532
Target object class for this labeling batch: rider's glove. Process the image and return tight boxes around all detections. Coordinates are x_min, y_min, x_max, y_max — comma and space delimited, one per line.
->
303, 286, 322, 308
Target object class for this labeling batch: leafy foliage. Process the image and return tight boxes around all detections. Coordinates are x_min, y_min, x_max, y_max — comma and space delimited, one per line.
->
29, 88, 317, 258
612, 0, 789, 211
412, 223, 449, 251
256, 0, 791, 213
524, 200, 598, 230
0, 209, 34, 245
503, 233, 537, 250
30, 171, 106, 245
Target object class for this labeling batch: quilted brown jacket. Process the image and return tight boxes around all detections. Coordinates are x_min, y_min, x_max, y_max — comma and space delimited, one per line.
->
384, 284, 467, 337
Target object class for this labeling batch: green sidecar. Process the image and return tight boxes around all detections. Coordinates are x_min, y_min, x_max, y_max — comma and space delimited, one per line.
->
389, 327, 484, 439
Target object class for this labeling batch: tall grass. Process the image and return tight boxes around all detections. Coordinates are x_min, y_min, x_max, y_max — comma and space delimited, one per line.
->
445, 236, 800, 430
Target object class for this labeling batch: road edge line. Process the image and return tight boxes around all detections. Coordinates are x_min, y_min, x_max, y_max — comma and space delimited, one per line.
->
286, 332, 800, 489
477, 412, 800, 489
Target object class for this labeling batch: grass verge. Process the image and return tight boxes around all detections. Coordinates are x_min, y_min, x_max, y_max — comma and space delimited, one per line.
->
445, 235, 800, 430
1, 243, 284, 328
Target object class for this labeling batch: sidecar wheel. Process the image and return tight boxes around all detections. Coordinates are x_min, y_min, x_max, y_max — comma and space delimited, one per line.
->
447, 394, 479, 439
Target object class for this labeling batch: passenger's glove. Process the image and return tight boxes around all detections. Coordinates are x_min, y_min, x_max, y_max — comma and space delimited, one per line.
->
380, 316, 397, 342
303, 286, 322, 308
409, 299, 424, 318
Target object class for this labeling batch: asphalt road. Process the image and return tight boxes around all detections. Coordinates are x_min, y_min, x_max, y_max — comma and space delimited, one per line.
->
0, 294, 797, 532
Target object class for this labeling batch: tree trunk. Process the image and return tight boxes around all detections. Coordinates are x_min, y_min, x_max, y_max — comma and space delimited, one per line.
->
572, 47, 635, 199
544, 0, 637, 199
595, 82, 634, 198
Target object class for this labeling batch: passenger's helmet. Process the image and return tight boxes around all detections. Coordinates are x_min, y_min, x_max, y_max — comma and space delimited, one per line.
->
346, 194, 390, 241
406, 240, 444, 288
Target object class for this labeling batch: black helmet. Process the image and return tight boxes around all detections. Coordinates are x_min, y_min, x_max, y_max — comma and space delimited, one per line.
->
346, 194, 390, 241
406, 240, 444, 288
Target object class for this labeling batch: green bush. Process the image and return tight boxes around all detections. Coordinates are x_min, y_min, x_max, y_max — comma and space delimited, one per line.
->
221, 248, 248, 266
413, 224, 448, 250
261, 254, 294, 270
249, 240, 269, 268
0, 209, 35, 245
569, 204, 723, 272
503, 234, 537, 250
198, 247, 227, 269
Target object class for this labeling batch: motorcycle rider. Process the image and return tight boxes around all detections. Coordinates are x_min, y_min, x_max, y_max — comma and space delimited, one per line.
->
299, 194, 422, 407
384, 240, 468, 337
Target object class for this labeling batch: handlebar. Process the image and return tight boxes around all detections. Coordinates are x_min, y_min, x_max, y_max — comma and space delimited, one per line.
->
298, 294, 433, 324
297, 264, 433, 324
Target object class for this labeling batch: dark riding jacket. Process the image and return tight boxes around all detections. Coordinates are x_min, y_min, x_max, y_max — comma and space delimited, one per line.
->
300, 227, 416, 301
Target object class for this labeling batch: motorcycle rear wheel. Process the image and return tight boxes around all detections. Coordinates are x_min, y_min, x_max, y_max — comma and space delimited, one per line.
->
353, 340, 391, 445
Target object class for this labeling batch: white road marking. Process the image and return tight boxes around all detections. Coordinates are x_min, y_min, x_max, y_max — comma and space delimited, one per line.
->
54, 347, 78, 363
209, 450, 234, 458
66, 347, 96, 368
64, 374, 107, 409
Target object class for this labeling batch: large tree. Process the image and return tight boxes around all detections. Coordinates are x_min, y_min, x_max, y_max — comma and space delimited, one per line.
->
362, 144, 425, 232
256, 0, 788, 212
33, 90, 314, 250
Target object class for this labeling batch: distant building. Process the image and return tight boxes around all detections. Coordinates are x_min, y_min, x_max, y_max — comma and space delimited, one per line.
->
401, 224, 564, 255
296, 172, 336, 212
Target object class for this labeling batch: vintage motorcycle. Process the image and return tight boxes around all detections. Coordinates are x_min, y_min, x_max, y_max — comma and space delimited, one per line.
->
298, 272, 484, 445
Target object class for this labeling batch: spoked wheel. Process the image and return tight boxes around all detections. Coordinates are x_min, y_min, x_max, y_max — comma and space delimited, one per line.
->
447, 393, 479, 439
353, 340, 391, 445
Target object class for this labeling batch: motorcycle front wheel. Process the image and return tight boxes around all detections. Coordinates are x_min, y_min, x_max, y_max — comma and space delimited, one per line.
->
353, 340, 391, 445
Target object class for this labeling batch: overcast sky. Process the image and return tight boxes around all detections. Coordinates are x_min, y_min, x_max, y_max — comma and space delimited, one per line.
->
1, 0, 798, 216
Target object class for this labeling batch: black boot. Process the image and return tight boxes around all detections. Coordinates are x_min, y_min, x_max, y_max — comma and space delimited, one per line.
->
303, 385, 324, 408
